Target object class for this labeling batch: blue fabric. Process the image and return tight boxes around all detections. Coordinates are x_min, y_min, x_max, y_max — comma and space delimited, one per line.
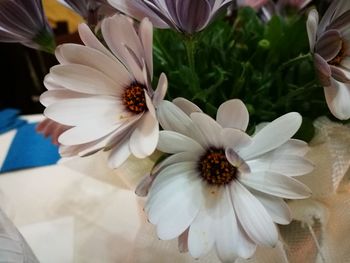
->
0, 122, 60, 173
0, 108, 27, 134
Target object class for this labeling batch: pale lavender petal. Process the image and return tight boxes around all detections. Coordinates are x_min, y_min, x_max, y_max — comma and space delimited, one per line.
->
156, 100, 195, 136
78, 23, 115, 59
107, 0, 169, 28
157, 130, 204, 154
44, 96, 123, 126
48, 64, 120, 96
314, 53, 332, 86
152, 73, 168, 107
172, 97, 203, 116
139, 17, 154, 79
40, 89, 89, 107
101, 15, 145, 84
216, 99, 249, 131
330, 65, 350, 83
221, 128, 252, 151
191, 112, 222, 148
55, 44, 132, 88
315, 29, 342, 62
306, 9, 319, 51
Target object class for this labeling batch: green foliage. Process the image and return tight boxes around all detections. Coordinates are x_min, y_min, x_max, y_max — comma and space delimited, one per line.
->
152, 7, 330, 141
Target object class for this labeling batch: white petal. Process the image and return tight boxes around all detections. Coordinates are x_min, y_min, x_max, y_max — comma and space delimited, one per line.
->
240, 172, 312, 199
214, 188, 256, 262
191, 112, 222, 147
173, 97, 203, 116
149, 177, 203, 240
273, 139, 309, 156
155, 151, 198, 174
156, 100, 194, 136
247, 155, 314, 176
188, 204, 215, 258
139, 17, 153, 78
40, 89, 88, 107
213, 188, 239, 263
221, 128, 252, 151
101, 15, 145, 83
239, 113, 302, 160
129, 111, 159, 158
44, 97, 123, 126
108, 139, 131, 168
55, 44, 132, 88
78, 23, 115, 60
157, 130, 203, 154
152, 73, 168, 107
324, 79, 350, 120
148, 162, 198, 196
58, 123, 117, 145
306, 9, 319, 51
43, 75, 65, 90
217, 99, 249, 131
49, 64, 120, 95
252, 190, 292, 225
231, 181, 278, 247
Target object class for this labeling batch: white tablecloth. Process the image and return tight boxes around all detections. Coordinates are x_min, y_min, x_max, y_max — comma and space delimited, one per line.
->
0, 115, 146, 262
2, 115, 350, 263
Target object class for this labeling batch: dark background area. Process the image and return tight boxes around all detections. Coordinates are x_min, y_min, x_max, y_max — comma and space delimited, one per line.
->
0, 0, 331, 115
0, 43, 56, 114
0, 21, 74, 115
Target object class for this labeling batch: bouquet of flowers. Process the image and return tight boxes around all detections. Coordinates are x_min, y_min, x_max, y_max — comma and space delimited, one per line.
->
2, 0, 350, 262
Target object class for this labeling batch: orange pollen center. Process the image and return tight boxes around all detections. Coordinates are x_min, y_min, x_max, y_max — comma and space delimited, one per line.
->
198, 148, 238, 186
122, 83, 147, 114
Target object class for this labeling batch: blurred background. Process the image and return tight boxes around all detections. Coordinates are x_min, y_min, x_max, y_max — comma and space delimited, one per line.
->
0, 0, 83, 114
0, 0, 330, 115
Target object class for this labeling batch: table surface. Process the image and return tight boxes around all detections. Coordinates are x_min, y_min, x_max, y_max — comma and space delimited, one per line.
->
0, 115, 225, 263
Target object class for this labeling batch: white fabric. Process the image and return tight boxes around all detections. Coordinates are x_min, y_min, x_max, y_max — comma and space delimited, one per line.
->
1, 115, 350, 262
19, 217, 74, 263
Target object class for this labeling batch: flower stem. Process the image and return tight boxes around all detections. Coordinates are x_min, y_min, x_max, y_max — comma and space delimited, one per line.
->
184, 37, 199, 92
278, 53, 312, 71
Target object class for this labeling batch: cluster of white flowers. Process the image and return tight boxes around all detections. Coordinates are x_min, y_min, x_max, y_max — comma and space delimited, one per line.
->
39, 10, 315, 262
3, 0, 350, 262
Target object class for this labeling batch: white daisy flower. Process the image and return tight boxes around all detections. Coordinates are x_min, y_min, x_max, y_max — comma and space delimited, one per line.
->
307, 0, 350, 120
142, 98, 313, 262
40, 14, 168, 168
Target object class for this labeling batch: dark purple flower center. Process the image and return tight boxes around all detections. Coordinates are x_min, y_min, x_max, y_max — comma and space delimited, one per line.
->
122, 83, 147, 114
198, 148, 238, 185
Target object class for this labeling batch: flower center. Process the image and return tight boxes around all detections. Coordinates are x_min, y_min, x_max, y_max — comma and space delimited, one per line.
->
198, 148, 238, 186
122, 83, 147, 114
